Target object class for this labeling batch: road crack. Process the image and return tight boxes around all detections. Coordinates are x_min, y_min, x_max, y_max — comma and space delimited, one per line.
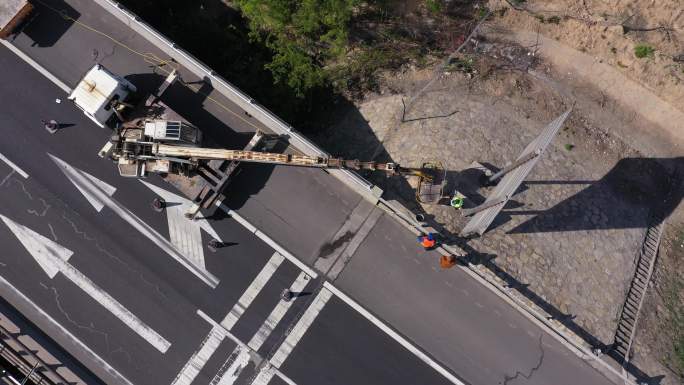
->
61, 212, 168, 299
502, 335, 545, 384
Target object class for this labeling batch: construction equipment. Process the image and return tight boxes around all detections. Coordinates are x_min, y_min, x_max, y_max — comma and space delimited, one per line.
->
100, 126, 426, 179
68, 64, 137, 128
0, 0, 33, 39
86, 64, 434, 217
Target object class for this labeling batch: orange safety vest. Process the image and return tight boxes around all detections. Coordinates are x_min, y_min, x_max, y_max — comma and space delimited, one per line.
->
421, 237, 436, 248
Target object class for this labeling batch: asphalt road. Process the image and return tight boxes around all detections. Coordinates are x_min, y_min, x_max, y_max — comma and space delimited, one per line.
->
0, 0, 621, 384
0, 41, 454, 385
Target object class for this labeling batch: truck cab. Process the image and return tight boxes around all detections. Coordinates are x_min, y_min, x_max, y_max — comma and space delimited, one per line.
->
68, 64, 137, 128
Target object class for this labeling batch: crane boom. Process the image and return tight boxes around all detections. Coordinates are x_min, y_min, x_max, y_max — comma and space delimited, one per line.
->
152, 143, 402, 173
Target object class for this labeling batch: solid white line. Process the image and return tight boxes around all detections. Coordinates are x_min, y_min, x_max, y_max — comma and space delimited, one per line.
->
270, 288, 332, 368
248, 271, 311, 351
171, 326, 225, 385
0, 275, 134, 385
323, 282, 466, 385
0, 153, 29, 179
222, 252, 285, 331
0, 40, 72, 93
215, 201, 318, 279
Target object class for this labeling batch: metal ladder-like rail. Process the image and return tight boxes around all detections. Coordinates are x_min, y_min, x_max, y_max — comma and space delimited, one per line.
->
612, 222, 663, 364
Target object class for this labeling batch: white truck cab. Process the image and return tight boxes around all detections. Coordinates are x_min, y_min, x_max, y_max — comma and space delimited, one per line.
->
68, 64, 137, 128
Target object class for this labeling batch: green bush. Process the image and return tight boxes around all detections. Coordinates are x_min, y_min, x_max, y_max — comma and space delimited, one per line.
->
236, 0, 358, 97
426, 0, 442, 14
634, 44, 655, 58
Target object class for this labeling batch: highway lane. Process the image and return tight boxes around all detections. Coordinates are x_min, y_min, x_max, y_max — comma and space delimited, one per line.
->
2, 0, 625, 384
10, 0, 365, 265
336, 212, 615, 385
0, 41, 456, 385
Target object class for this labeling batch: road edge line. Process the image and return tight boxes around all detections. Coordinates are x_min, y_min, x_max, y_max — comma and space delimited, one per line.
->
0, 275, 134, 385
215, 200, 318, 279
0, 40, 71, 93
323, 281, 466, 385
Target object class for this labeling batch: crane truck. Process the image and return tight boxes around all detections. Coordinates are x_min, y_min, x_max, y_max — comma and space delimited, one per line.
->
83, 64, 434, 217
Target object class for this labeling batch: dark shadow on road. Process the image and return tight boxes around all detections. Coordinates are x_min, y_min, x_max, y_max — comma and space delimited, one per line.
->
19, 0, 79, 47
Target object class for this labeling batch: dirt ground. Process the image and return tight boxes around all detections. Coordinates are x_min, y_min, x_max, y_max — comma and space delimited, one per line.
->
312, 2, 683, 384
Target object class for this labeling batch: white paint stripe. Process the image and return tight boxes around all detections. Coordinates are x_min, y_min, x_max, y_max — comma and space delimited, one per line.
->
273, 370, 297, 385
270, 288, 332, 368
197, 310, 245, 348
222, 252, 285, 330
0, 275, 134, 385
49, 154, 219, 288
0, 153, 29, 179
140, 181, 222, 269
215, 201, 317, 279
0, 40, 72, 93
250, 365, 275, 385
248, 271, 311, 351
171, 326, 225, 385
215, 345, 251, 385
1, 215, 170, 353
323, 282, 465, 385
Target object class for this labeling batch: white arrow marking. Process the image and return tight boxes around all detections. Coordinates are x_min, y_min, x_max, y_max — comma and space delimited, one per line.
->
139, 181, 220, 269
48, 154, 219, 288
0, 214, 171, 353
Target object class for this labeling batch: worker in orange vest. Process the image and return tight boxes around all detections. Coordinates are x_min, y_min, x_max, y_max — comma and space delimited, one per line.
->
417, 233, 437, 250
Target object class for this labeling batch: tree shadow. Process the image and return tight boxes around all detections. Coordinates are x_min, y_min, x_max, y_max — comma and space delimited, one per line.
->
18, 0, 79, 47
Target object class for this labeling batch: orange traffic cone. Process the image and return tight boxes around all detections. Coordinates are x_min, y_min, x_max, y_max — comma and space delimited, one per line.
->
440, 255, 457, 269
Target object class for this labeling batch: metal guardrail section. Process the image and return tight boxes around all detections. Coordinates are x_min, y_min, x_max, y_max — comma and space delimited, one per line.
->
95, 0, 379, 204
613, 221, 663, 364
460, 109, 571, 236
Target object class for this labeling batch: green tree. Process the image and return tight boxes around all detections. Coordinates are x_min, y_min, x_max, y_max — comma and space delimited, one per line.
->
236, 0, 357, 97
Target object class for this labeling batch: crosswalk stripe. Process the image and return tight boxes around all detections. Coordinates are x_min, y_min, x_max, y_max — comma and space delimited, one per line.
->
270, 288, 332, 368
171, 326, 226, 385
248, 271, 310, 351
222, 252, 285, 330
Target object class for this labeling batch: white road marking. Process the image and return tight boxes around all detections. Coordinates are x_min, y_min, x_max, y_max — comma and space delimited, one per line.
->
171, 325, 226, 385
215, 200, 318, 279
214, 345, 251, 385
270, 288, 332, 368
248, 271, 310, 351
49, 154, 219, 288
323, 282, 465, 385
140, 181, 221, 269
222, 252, 285, 331
0, 40, 72, 93
0, 274, 134, 385
49, 156, 116, 212
0, 153, 29, 179
250, 365, 275, 385
0, 215, 171, 353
